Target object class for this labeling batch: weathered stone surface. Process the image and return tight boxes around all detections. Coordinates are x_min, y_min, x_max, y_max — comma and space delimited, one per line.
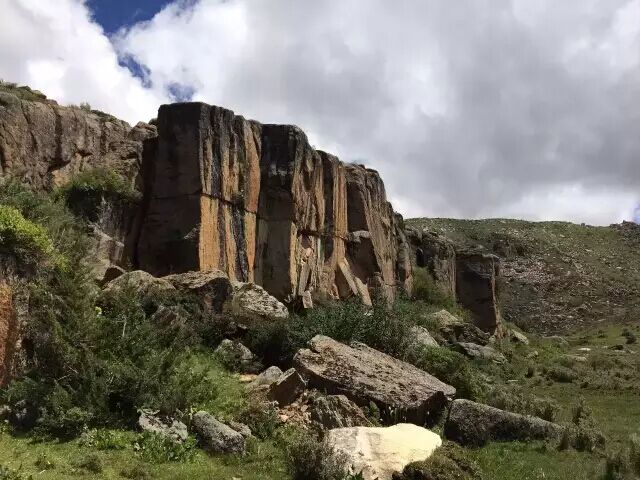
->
214, 339, 256, 372
223, 281, 288, 323
136, 102, 412, 305
138, 410, 188, 443
293, 335, 455, 424
427, 309, 490, 346
250, 366, 284, 389
456, 250, 502, 334
509, 329, 530, 345
267, 368, 306, 406
407, 228, 457, 298
310, 394, 372, 430
326, 424, 442, 480
408, 325, 439, 351
456, 342, 507, 364
102, 270, 175, 297
0, 281, 21, 386
191, 411, 246, 454
444, 399, 565, 447
0, 91, 155, 190
163, 270, 232, 312
226, 420, 252, 439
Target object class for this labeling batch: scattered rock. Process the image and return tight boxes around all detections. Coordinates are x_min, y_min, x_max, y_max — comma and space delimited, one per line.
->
456, 342, 507, 364
214, 339, 257, 372
102, 270, 175, 298
250, 366, 284, 389
562, 354, 588, 364
444, 399, 565, 447
428, 310, 490, 346
326, 424, 442, 480
310, 395, 372, 430
544, 335, 569, 347
138, 411, 188, 443
226, 420, 252, 439
407, 325, 439, 351
526, 350, 539, 359
509, 329, 530, 345
223, 282, 289, 323
267, 368, 306, 406
163, 270, 232, 313
293, 335, 455, 424
191, 411, 246, 454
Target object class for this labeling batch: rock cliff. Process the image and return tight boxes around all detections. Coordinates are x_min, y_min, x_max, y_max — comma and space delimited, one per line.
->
136, 102, 412, 305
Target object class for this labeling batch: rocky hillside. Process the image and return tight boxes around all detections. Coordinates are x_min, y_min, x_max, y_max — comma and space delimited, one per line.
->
406, 217, 640, 334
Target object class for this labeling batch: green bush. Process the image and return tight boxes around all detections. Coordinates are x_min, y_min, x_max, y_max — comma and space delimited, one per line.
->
395, 442, 483, 480
75, 453, 103, 473
248, 300, 411, 366
0, 465, 31, 480
0, 205, 60, 268
284, 430, 349, 480
411, 347, 482, 400
484, 386, 560, 422
412, 268, 456, 308
55, 167, 140, 222
237, 401, 280, 440
80, 428, 131, 450
545, 365, 578, 383
602, 434, 640, 480
134, 432, 197, 464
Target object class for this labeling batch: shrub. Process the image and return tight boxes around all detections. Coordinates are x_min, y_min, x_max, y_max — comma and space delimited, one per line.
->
395, 442, 483, 480
80, 428, 131, 450
284, 430, 349, 480
134, 432, 197, 464
120, 464, 153, 480
237, 401, 280, 440
411, 347, 482, 400
412, 268, 456, 308
0, 465, 31, 480
545, 365, 578, 383
571, 399, 606, 452
55, 167, 140, 222
484, 386, 559, 422
34, 454, 55, 471
0, 205, 60, 268
75, 453, 104, 473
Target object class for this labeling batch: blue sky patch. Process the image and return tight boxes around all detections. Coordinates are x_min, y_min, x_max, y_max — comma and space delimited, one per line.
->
87, 0, 173, 33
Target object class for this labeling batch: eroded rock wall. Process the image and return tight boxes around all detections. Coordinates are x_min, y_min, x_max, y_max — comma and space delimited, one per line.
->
137, 102, 412, 305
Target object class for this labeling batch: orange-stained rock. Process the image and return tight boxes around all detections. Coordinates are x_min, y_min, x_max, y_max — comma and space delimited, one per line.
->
0, 281, 21, 386
137, 102, 412, 304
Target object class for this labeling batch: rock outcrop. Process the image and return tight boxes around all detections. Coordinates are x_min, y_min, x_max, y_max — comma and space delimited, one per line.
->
326, 424, 442, 480
407, 228, 503, 335
0, 281, 23, 387
444, 399, 565, 446
136, 103, 412, 305
293, 335, 455, 424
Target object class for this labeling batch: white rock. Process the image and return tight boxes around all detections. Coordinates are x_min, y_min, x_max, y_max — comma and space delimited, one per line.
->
326, 423, 442, 480
224, 282, 289, 323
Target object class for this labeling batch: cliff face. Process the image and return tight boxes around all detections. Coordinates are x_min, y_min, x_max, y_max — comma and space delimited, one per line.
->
136, 103, 412, 305
0, 89, 155, 190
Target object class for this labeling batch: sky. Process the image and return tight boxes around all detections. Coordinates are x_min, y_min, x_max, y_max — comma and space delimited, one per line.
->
0, 0, 639, 225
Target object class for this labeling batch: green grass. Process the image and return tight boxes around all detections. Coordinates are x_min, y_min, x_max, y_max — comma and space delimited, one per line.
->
0, 431, 288, 480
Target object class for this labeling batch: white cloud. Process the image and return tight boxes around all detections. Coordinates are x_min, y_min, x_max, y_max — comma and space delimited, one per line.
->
1, 0, 639, 225
0, 0, 167, 123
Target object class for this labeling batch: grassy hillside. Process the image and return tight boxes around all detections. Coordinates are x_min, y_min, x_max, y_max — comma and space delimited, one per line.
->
407, 218, 640, 334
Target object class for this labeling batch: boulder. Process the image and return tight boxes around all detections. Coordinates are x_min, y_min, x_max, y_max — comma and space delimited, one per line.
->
214, 339, 257, 372
326, 424, 442, 480
223, 282, 289, 323
191, 411, 245, 454
102, 270, 175, 298
408, 326, 439, 351
101, 265, 126, 285
136, 102, 412, 306
163, 270, 232, 313
444, 399, 565, 447
456, 342, 507, 364
509, 329, 530, 345
250, 366, 284, 389
293, 335, 455, 424
310, 394, 372, 430
138, 411, 188, 443
406, 228, 457, 298
428, 310, 490, 346
267, 368, 306, 406
226, 420, 252, 439
455, 250, 503, 334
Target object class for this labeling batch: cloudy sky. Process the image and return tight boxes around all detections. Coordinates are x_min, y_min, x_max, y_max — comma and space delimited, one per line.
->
1, 0, 639, 225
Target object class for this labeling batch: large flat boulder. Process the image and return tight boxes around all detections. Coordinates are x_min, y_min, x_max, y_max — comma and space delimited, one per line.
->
223, 281, 288, 323
326, 424, 442, 480
293, 335, 455, 424
163, 270, 232, 313
444, 399, 565, 447
102, 270, 175, 298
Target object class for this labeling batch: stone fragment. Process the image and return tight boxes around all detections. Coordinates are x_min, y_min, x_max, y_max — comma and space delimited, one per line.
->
428, 309, 490, 346
509, 329, 530, 345
102, 270, 175, 298
191, 411, 245, 454
223, 282, 288, 323
326, 424, 442, 480
138, 411, 188, 443
444, 399, 565, 447
250, 366, 284, 389
310, 394, 372, 430
408, 325, 439, 351
268, 368, 306, 406
163, 270, 232, 313
226, 420, 252, 439
293, 335, 455, 424
214, 339, 256, 372
456, 342, 507, 364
